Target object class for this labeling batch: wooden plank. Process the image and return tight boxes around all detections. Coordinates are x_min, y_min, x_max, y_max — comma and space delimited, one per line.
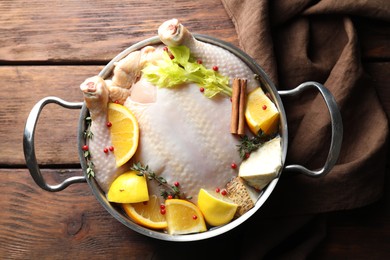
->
1, 1, 388, 64
1, 1, 389, 259
0, 169, 243, 259
0, 0, 238, 63
2, 168, 390, 259
0, 168, 154, 259
5, 62, 389, 166
0, 66, 102, 165
311, 199, 390, 259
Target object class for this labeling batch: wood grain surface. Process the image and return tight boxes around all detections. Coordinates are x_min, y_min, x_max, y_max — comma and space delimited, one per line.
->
0, 0, 238, 63
1, 0, 389, 259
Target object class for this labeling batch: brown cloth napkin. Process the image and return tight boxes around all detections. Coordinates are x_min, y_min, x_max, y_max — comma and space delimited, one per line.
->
222, 0, 389, 216
218, 0, 390, 258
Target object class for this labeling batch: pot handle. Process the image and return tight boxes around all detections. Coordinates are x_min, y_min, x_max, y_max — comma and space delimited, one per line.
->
278, 81, 343, 177
23, 96, 86, 191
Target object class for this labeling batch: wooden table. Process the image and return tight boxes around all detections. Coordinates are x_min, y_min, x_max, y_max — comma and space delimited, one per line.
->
1, 1, 389, 259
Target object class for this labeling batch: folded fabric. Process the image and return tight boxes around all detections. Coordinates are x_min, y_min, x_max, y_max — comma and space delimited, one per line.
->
221, 0, 389, 216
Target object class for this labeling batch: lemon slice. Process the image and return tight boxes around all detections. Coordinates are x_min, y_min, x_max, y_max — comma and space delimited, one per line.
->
197, 188, 238, 226
107, 171, 149, 203
245, 87, 279, 135
165, 199, 207, 235
123, 195, 168, 230
108, 103, 139, 167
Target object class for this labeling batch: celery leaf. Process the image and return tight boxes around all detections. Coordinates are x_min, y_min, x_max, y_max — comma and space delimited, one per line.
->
142, 45, 232, 98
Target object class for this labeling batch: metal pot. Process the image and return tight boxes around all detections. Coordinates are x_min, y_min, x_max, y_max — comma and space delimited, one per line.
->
23, 35, 343, 242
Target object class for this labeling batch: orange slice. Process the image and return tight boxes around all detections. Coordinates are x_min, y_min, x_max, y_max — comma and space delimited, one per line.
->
165, 199, 207, 235
245, 87, 279, 135
123, 195, 167, 230
108, 103, 139, 167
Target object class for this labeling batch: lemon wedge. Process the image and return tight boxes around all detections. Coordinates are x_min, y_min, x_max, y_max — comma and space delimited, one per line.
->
108, 103, 139, 167
197, 188, 238, 226
123, 195, 168, 230
107, 171, 149, 203
245, 87, 279, 135
165, 199, 207, 235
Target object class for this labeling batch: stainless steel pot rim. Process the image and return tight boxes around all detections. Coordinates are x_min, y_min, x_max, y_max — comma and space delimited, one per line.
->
23, 34, 342, 243
80, 35, 288, 242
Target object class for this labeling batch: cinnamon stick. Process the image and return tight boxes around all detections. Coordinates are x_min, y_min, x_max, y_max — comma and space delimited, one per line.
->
230, 78, 240, 134
230, 78, 247, 135
237, 79, 247, 135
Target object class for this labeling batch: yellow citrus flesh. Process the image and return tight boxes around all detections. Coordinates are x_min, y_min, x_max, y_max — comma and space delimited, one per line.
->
107, 171, 149, 203
245, 88, 280, 135
108, 103, 139, 167
197, 188, 238, 227
123, 195, 167, 230
165, 199, 207, 235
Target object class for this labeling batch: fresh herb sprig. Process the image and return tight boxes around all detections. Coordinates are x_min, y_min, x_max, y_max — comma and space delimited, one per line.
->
237, 130, 274, 159
86, 160, 95, 178
130, 162, 189, 200
83, 116, 94, 139
83, 116, 95, 178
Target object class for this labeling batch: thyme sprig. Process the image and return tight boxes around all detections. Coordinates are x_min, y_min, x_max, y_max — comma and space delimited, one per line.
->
237, 130, 274, 159
83, 116, 94, 139
130, 162, 189, 200
86, 160, 95, 178
83, 116, 95, 178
